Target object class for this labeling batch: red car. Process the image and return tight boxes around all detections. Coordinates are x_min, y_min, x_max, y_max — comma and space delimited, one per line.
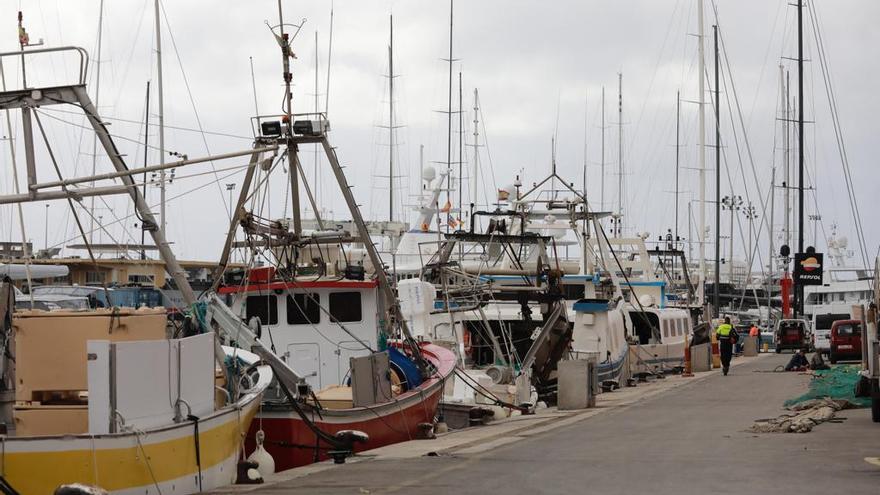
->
829, 319, 862, 364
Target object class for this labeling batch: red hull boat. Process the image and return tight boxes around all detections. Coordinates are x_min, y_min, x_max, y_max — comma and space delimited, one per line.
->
247, 343, 456, 471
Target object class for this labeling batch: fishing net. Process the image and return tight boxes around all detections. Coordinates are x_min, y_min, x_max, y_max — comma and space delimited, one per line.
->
784, 365, 871, 408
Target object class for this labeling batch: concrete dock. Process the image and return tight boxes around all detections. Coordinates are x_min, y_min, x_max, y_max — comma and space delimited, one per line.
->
213, 354, 880, 494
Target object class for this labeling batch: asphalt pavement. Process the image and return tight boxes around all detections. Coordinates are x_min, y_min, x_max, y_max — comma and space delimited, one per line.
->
232, 354, 880, 494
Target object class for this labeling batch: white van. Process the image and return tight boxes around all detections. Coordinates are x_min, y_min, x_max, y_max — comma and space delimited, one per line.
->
811, 312, 850, 356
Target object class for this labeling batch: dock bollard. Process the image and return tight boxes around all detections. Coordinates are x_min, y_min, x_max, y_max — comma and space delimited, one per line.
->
682, 334, 694, 377
710, 331, 721, 369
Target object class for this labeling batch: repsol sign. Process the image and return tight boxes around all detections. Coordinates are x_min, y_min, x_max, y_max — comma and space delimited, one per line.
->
793, 252, 824, 286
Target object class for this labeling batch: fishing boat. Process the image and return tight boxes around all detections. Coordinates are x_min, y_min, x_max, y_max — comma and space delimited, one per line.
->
189, 5, 457, 471
216, 268, 456, 470
0, 282, 272, 494
0, 41, 278, 492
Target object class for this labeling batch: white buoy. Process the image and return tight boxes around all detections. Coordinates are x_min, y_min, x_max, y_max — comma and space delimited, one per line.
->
246, 430, 276, 476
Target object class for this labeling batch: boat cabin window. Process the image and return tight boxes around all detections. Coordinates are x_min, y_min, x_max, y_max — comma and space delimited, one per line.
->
246, 294, 278, 325
628, 311, 660, 345
329, 292, 362, 322
287, 293, 321, 325
563, 284, 586, 300
662, 321, 669, 338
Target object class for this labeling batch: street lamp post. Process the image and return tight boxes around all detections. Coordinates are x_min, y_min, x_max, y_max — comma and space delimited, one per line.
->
44, 204, 49, 252
721, 195, 742, 285
226, 183, 236, 221
743, 203, 758, 286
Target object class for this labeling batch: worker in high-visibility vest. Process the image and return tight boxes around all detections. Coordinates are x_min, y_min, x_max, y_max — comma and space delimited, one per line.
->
715, 316, 739, 376
749, 324, 761, 352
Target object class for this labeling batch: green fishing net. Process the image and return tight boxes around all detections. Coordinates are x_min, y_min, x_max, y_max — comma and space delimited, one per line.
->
784, 364, 871, 408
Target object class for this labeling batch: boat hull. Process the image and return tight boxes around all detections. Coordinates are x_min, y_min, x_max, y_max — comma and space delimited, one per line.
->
248, 343, 455, 471
1, 392, 262, 495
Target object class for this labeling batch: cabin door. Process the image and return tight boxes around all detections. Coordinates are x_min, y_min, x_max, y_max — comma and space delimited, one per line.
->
288, 343, 321, 390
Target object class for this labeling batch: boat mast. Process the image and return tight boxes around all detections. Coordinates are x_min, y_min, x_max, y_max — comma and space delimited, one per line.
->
458, 71, 463, 225
768, 165, 776, 323
315, 31, 321, 218
388, 15, 394, 222
713, 24, 720, 316
141, 81, 150, 260
601, 86, 605, 212
471, 88, 480, 210
276, 0, 302, 235
675, 90, 680, 244
88, 0, 104, 243
783, 67, 791, 250
697, 0, 707, 309
796, 0, 805, 317
445, 0, 454, 233
153, 0, 167, 236
1, 23, 33, 304
615, 72, 623, 238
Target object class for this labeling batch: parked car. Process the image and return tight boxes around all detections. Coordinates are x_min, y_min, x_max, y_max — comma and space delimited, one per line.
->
774, 318, 811, 353
829, 319, 862, 364
12, 286, 90, 311
31, 285, 163, 309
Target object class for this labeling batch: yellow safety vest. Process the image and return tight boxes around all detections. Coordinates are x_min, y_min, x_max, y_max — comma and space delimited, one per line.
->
716, 323, 733, 338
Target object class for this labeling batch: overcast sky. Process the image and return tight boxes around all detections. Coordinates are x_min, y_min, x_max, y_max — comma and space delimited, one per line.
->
0, 0, 877, 270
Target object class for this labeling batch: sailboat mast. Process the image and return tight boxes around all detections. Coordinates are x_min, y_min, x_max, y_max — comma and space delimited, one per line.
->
697, 0, 707, 308
88, 0, 104, 243
713, 24, 721, 315
782, 67, 790, 249
458, 72, 463, 222
616, 72, 623, 238
445, 0, 453, 233
601, 86, 605, 212
675, 90, 680, 242
768, 165, 776, 319
141, 81, 150, 260
796, 0, 805, 317
388, 15, 394, 222
153, 0, 167, 236
471, 89, 480, 209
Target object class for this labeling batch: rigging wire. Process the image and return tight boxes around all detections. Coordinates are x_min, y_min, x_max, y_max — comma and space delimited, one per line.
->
39, 106, 252, 140
806, 0, 870, 273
